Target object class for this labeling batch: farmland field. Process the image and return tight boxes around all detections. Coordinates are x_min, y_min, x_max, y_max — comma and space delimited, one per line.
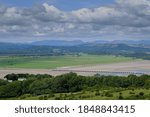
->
0, 55, 134, 69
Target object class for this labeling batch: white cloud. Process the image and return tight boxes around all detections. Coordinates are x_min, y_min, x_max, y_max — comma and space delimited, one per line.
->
116, 0, 150, 6
0, 0, 150, 41
34, 32, 46, 36
42, 3, 60, 14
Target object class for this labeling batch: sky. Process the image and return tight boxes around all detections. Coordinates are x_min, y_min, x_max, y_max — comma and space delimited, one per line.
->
0, 0, 150, 42
0, 0, 114, 10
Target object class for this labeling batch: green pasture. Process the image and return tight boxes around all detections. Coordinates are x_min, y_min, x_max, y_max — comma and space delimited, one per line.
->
0, 55, 135, 69
7, 88, 150, 100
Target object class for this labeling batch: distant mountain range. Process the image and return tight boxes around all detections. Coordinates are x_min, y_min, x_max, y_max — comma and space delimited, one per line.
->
31, 39, 150, 46
31, 40, 84, 46
0, 39, 150, 47
111, 40, 150, 45
0, 40, 149, 59
0, 42, 31, 51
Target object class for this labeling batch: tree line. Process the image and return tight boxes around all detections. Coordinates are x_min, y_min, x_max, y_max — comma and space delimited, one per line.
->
0, 72, 150, 98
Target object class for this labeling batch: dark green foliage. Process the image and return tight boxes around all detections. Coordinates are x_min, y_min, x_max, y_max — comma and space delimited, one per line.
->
95, 90, 100, 96
118, 95, 124, 100
29, 78, 52, 95
0, 81, 22, 98
0, 73, 150, 99
139, 92, 144, 96
51, 72, 84, 93
31, 74, 53, 79
21, 78, 35, 94
0, 79, 9, 86
118, 92, 123, 99
4, 73, 18, 81
4, 73, 52, 81
144, 80, 150, 88
44, 95, 48, 100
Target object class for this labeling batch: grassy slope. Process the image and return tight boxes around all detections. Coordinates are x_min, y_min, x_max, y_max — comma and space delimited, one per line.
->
7, 88, 150, 100
0, 55, 134, 69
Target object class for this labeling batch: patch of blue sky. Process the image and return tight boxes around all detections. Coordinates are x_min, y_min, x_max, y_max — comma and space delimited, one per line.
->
0, 0, 115, 10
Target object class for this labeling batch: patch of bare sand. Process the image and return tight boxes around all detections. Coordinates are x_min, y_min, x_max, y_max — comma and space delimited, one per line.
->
0, 60, 150, 79
56, 60, 150, 74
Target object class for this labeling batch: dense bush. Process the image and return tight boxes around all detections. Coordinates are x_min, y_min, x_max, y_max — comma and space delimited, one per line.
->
0, 80, 9, 86
4, 73, 19, 81
0, 81, 22, 98
29, 78, 52, 95
0, 73, 150, 98
4, 73, 52, 81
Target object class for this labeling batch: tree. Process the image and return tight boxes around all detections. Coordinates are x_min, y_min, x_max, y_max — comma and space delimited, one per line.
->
29, 79, 52, 95
21, 78, 35, 94
139, 92, 144, 96
51, 72, 84, 93
0, 81, 22, 98
4, 73, 18, 81
0, 79, 9, 86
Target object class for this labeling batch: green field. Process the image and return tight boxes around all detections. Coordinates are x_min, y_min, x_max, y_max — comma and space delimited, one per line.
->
7, 88, 150, 100
0, 55, 134, 69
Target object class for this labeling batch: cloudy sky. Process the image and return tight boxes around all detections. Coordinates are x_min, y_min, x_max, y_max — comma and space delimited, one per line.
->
0, 0, 150, 42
